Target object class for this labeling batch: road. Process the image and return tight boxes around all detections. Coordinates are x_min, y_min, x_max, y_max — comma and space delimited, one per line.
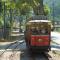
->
0, 32, 60, 60
51, 31, 60, 52
0, 41, 52, 60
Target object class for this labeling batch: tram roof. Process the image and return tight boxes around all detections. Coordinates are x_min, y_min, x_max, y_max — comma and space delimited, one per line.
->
28, 20, 51, 23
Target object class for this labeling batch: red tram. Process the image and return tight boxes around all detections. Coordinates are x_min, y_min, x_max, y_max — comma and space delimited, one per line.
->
24, 20, 51, 52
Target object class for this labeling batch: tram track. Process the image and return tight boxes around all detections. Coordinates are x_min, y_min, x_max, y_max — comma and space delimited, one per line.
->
0, 42, 53, 60
0, 35, 53, 60
9, 40, 25, 60
0, 35, 24, 57
41, 52, 53, 60
0, 41, 18, 56
28, 52, 53, 60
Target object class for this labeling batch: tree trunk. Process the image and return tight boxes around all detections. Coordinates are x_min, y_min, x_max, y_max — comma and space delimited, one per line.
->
33, 0, 44, 15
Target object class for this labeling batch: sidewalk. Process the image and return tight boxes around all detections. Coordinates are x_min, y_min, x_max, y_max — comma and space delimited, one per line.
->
51, 31, 60, 45
52, 40, 60, 45
0, 40, 17, 45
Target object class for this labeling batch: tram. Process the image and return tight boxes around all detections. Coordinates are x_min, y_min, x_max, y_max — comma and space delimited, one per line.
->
24, 20, 51, 52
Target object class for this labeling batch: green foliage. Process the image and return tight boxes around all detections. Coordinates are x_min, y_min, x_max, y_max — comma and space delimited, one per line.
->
0, 2, 3, 13
44, 0, 60, 20
0, 0, 50, 28
16, 0, 40, 8
20, 4, 32, 15
44, 4, 50, 16
16, 0, 43, 15
0, 0, 50, 15
5, 1, 16, 9
0, 16, 4, 27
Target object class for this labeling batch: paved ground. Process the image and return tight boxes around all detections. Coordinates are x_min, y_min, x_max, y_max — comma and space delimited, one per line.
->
51, 31, 60, 45
0, 32, 60, 60
0, 41, 60, 60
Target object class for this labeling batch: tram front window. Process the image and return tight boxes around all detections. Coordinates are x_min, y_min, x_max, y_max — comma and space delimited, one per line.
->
32, 28, 39, 35
31, 28, 48, 35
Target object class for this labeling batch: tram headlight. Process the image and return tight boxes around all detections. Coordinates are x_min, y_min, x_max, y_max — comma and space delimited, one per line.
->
38, 39, 43, 42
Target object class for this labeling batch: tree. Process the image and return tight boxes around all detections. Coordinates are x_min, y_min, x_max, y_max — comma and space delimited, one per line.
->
15, 0, 50, 16
0, 2, 2, 13
44, 4, 50, 16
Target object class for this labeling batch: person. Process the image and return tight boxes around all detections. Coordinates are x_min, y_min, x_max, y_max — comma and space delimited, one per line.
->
31, 27, 38, 35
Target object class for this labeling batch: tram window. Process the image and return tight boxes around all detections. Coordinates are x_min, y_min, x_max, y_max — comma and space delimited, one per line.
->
31, 27, 48, 35
31, 28, 39, 35
40, 29, 48, 35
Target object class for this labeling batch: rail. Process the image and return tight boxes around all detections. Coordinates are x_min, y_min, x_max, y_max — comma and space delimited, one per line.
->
0, 36, 24, 57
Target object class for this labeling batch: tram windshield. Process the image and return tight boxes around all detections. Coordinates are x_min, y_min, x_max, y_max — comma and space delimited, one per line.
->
26, 20, 51, 35
31, 27, 48, 35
